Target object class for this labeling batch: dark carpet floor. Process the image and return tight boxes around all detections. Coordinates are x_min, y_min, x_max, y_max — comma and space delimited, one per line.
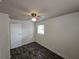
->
10, 42, 64, 59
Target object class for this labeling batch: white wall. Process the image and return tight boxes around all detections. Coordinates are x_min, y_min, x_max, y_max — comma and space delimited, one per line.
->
0, 13, 10, 59
36, 12, 79, 59
10, 20, 34, 49
22, 21, 34, 45
10, 23, 22, 48
35, 22, 45, 43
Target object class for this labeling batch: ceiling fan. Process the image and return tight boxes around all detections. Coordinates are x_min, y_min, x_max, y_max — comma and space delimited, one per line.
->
24, 9, 45, 22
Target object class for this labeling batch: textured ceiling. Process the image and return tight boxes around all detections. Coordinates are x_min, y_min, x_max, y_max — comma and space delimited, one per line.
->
0, 0, 79, 21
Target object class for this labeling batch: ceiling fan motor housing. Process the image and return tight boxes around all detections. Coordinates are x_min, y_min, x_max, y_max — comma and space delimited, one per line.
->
31, 13, 37, 17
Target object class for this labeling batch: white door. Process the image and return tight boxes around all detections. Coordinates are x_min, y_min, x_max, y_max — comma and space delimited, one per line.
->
10, 23, 22, 49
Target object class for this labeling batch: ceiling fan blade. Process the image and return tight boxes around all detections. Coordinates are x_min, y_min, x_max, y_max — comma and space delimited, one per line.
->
34, 16, 45, 22
39, 16, 45, 20
37, 13, 44, 17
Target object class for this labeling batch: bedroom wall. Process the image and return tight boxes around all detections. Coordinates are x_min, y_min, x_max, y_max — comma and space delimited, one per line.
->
22, 21, 34, 45
36, 12, 79, 59
35, 22, 45, 44
10, 20, 34, 48
0, 13, 10, 59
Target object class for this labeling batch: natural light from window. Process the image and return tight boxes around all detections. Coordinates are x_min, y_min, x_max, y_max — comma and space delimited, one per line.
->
37, 25, 44, 34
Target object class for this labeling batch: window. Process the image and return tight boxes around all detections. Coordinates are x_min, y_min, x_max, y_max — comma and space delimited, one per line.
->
37, 25, 44, 34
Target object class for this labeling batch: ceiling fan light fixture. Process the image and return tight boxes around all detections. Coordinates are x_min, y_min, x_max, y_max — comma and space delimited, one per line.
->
24, 9, 44, 22
32, 17, 37, 22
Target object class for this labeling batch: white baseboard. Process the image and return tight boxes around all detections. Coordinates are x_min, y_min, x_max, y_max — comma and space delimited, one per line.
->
36, 41, 71, 59
50, 49, 71, 59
